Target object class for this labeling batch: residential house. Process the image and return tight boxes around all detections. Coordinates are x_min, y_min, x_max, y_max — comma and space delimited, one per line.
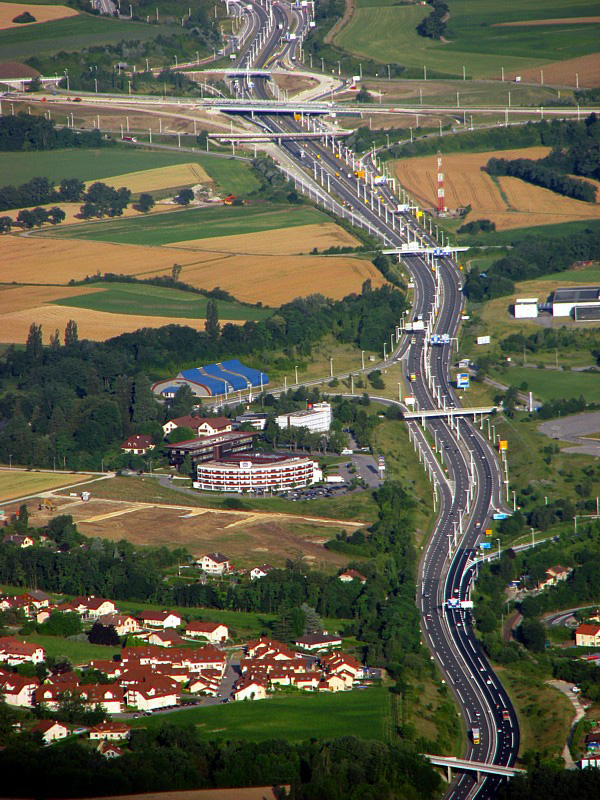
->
539, 565, 573, 589
575, 624, 600, 648
97, 741, 124, 758
295, 633, 343, 652
318, 674, 347, 693
21, 590, 51, 608
197, 553, 231, 576
71, 596, 117, 619
321, 652, 362, 680
36, 602, 78, 624
86, 660, 123, 680
120, 434, 155, 455
162, 415, 232, 438
185, 621, 229, 643
97, 614, 140, 637
78, 685, 124, 715
125, 682, 178, 711
89, 722, 131, 741
2, 534, 34, 548
0, 670, 38, 708
0, 595, 33, 617
137, 611, 182, 629
250, 564, 275, 580
147, 629, 186, 648
338, 569, 367, 584
232, 677, 267, 701
0, 637, 45, 665
32, 720, 69, 744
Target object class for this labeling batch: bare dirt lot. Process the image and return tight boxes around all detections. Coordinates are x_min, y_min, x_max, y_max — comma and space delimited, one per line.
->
21, 495, 362, 571
0, 2, 77, 29
395, 147, 600, 230
506, 53, 600, 88
170, 222, 360, 255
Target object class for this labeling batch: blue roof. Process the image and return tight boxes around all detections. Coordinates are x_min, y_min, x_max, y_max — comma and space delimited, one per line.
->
221, 359, 268, 388
202, 364, 248, 391
178, 368, 228, 395
161, 385, 180, 395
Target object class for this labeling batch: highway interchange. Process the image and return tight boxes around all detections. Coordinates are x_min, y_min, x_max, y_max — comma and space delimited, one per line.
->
231, 1, 521, 797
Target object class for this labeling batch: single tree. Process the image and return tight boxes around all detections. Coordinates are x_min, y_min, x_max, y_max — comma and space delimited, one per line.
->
176, 188, 194, 206
205, 298, 220, 340
137, 192, 155, 212
25, 322, 43, 365
0, 216, 13, 234
64, 319, 78, 347
49, 329, 60, 350
171, 263, 183, 281
48, 206, 65, 225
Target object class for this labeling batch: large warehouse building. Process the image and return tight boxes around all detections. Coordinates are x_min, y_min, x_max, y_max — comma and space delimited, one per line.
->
165, 431, 256, 467
194, 454, 322, 493
552, 286, 600, 318
152, 360, 269, 399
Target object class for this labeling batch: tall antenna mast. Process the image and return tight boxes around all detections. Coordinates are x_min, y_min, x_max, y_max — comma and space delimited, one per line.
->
437, 150, 446, 213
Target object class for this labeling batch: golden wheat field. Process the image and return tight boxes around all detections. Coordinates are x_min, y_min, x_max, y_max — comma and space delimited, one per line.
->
506, 54, 600, 87
0, 305, 245, 344
170, 222, 360, 255
395, 147, 600, 230
90, 163, 213, 193
175, 253, 385, 305
0, 2, 77, 29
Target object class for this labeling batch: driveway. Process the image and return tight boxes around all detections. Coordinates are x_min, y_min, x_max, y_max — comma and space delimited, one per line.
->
546, 679, 586, 769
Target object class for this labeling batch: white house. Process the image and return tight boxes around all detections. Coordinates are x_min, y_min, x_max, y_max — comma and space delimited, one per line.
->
162, 415, 232, 438
0, 671, 38, 707
97, 614, 140, 636
137, 611, 182, 629
32, 720, 69, 744
295, 634, 343, 652
126, 685, 178, 711
0, 637, 45, 665
250, 564, 275, 580
233, 678, 267, 701
89, 722, 131, 741
275, 402, 332, 434
185, 621, 229, 643
197, 553, 231, 575
71, 597, 117, 619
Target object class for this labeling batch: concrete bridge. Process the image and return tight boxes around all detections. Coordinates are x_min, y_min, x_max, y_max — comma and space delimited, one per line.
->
422, 755, 525, 782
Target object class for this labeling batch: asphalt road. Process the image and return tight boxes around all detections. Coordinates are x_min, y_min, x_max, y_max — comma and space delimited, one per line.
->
538, 411, 600, 457
235, 4, 519, 797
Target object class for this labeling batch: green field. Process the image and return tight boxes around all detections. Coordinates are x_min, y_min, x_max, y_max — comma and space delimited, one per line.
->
130, 686, 389, 741
24, 633, 120, 665
0, 14, 173, 60
0, 469, 90, 502
490, 367, 600, 403
45, 205, 329, 246
456, 219, 600, 246
53, 283, 270, 320
335, 0, 600, 78
0, 149, 259, 196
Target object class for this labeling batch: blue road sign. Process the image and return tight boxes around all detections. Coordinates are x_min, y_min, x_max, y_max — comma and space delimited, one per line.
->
457, 373, 470, 389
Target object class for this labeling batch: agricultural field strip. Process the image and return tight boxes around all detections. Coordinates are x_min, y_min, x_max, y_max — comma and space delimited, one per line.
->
0, 471, 94, 503
0, 2, 77, 30
39, 205, 329, 245
335, 0, 600, 78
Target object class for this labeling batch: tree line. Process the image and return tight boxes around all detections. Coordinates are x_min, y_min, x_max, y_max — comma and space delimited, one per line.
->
0, 176, 85, 212
0, 284, 406, 470
463, 227, 600, 301
0, 727, 441, 799
485, 157, 597, 203
386, 114, 599, 161
0, 115, 108, 152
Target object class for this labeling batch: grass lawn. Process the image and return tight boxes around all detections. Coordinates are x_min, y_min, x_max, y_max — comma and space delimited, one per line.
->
72, 475, 379, 523
45, 205, 327, 246
499, 667, 574, 761
23, 633, 120, 665
0, 150, 258, 196
0, 14, 173, 60
53, 283, 270, 321
490, 367, 600, 404
0, 470, 92, 502
456, 219, 600, 246
335, 0, 600, 78
130, 686, 390, 741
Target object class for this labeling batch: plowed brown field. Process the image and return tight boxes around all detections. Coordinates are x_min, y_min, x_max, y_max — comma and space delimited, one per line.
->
170, 222, 360, 254
0, 2, 77, 29
506, 54, 600, 88
395, 147, 600, 230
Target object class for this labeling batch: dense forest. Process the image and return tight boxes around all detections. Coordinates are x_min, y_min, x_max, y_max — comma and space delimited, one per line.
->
0, 727, 441, 799
0, 284, 406, 470
0, 115, 107, 152
463, 227, 600, 301
498, 764, 600, 799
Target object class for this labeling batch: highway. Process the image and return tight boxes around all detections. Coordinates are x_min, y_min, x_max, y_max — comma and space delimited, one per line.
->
232, 2, 520, 797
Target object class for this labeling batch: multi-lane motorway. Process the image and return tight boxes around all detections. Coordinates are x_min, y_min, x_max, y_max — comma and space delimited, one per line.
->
231, 2, 520, 797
